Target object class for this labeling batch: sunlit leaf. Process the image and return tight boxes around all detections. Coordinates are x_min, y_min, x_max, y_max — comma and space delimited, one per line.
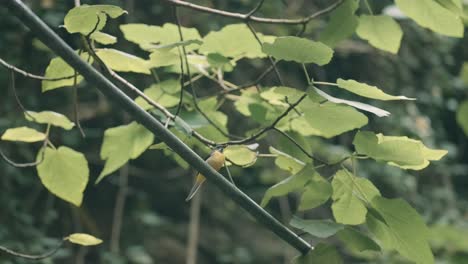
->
260, 86, 305, 106
320, 0, 359, 47
367, 197, 434, 264
1, 127, 46, 143
224, 145, 257, 167
356, 15, 403, 54
263, 36, 333, 65
199, 24, 273, 59
64, 5, 127, 35
95, 48, 150, 74
36, 147, 89, 206
336, 79, 414, 100
90, 31, 117, 45
148, 50, 180, 68
42, 53, 92, 91
353, 131, 447, 170
291, 101, 368, 138
395, 0, 463, 37
120, 23, 201, 51
135, 79, 181, 109
97, 122, 154, 183
67, 233, 103, 246
25, 111, 75, 130
290, 216, 344, 238
331, 169, 380, 225
269, 146, 305, 174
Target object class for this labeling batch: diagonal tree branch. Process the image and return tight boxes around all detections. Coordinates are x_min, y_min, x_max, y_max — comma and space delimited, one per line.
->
4, 0, 312, 255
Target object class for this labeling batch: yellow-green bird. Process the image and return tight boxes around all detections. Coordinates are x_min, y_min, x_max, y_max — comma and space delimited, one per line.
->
186, 147, 225, 201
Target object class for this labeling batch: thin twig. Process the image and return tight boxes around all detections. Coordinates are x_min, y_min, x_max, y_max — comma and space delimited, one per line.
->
72, 68, 86, 137
173, 6, 243, 140
246, 22, 284, 86
246, 0, 265, 18
0, 139, 48, 168
0, 239, 65, 260
110, 163, 129, 254
162, 0, 344, 25
0, 57, 75, 81
224, 160, 235, 185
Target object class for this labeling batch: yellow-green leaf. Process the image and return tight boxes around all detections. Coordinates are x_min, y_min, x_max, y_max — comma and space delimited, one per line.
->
42, 54, 92, 92
97, 122, 154, 183
353, 131, 447, 170
291, 102, 368, 138
263, 36, 333, 65
1, 127, 46, 142
224, 145, 257, 167
331, 169, 380, 225
199, 24, 272, 59
64, 5, 127, 35
290, 217, 344, 238
36, 147, 89, 206
90, 31, 117, 45
395, 0, 463, 37
67, 233, 103, 246
135, 80, 181, 110
269, 146, 305, 174
356, 15, 403, 54
336, 79, 414, 100
96, 49, 150, 74
25, 111, 75, 130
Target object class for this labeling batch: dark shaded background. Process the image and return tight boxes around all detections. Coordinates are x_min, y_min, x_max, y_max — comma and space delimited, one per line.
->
1, 0, 467, 263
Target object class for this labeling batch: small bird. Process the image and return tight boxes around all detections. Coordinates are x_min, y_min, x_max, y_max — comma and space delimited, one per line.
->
186, 146, 225, 201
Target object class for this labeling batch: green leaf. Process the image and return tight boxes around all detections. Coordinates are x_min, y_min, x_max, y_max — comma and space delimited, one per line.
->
460, 62, 468, 84
67, 233, 103, 246
367, 197, 434, 264
395, 0, 464, 37
293, 243, 343, 264
224, 145, 257, 167
90, 31, 117, 45
298, 174, 332, 211
269, 146, 305, 174
97, 122, 154, 183
36, 147, 89, 206
356, 15, 403, 54
291, 102, 368, 138
337, 227, 381, 253
64, 5, 127, 35
148, 50, 180, 68
1, 127, 46, 143
260, 86, 305, 106
456, 100, 468, 136
95, 48, 150, 74
263, 36, 333, 65
429, 224, 468, 251
320, 0, 359, 47
120, 23, 201, 51
331, 169, 380, 225
199, 24, 272, 59
207, 53, 234, 72
42, 54, 91, 91
353, 131, 447, 170
290, 217, 344, 238
261, 164, 313, 207
135, 80, 181, 109
336, 79, 414, 100
25, 111, 75, 130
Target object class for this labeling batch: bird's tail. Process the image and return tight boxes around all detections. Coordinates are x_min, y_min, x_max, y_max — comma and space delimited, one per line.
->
185, 174, 206, 201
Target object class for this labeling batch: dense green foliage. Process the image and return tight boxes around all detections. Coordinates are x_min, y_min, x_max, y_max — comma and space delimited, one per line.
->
1, 0, 468, 263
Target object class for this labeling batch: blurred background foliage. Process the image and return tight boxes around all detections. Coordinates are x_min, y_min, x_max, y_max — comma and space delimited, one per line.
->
1, 0, 468, 263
